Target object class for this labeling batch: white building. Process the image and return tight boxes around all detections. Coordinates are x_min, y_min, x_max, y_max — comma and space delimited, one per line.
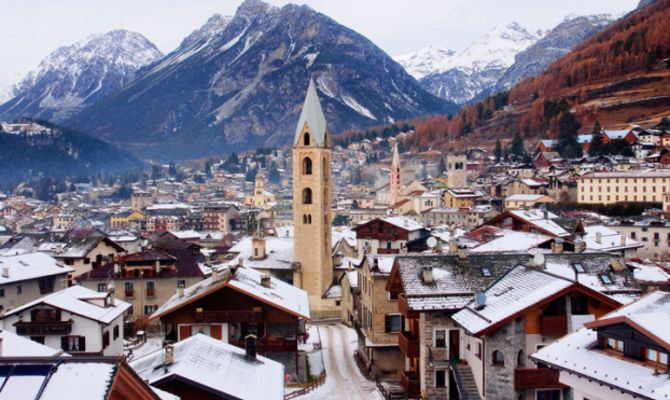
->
1, 285, 130, 356
0, 253, 73, 312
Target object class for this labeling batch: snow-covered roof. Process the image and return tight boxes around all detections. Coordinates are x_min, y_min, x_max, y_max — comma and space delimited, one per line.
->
0, 253, 73, 285
366, 255, 396, 275
4, 285, 130, 325
508, 209, 570, 237
168, 230, 201, 239
470, 231, 553, 253
583, 225, 642, 252
38, 362, 117, 400
381, 216, 424, 232
149, 265, 310, 322
452, 266, 575, 335
531, 291, 670, 399
131, 334, 284, 400
226, 236, 294, 271
581, 169, 670, 179
505, 194, 549, 201
0, 330, 63, 357
628, 261, 670, 283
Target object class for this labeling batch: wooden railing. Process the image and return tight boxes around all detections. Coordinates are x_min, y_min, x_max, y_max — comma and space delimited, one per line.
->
229, 337, 297, 353
377, 248, 400, 254
15, 320, 73, 336
541, 315, 568, 337
125, 289, 134, 298
284, 371, 326, 399
514, 368, 566, 390
401, 370, 420, 398
399, 330, 419, 358
195, 310, 263, 323
398, 294, 418, 319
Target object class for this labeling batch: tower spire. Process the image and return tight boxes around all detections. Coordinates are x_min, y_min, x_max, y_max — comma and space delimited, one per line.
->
294, 78, 328, 147
390, 141, 402, 205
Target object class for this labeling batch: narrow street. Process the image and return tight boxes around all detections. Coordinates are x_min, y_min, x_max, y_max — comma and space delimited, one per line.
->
301, 322, 383, 400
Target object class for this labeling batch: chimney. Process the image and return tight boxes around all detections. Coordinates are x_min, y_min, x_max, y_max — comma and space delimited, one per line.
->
163, 344, 174, 369
552, 238, 564, 254
113, 262, 120, 275
449, 238, 458, 254
620, 234, 626, 247
575, 238, 586, 253
422, 267, 434, 284
155, 260, 161, 274
107, 281, 115, 307
211, 267, 218, 282
1, 267, 8, 278
245, 334, 258, 359
595, 231, 602, 244
611, 256, 624, 272
261, 274, 271, 288
373, 258, 379, 269
457, 245, 468, 260
177, 286, 184, 298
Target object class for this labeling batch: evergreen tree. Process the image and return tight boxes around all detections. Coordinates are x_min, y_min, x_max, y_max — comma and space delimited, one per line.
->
204, 160, 212, 178
588, 121, 604, 156
494, 138, 502, 162
168, 161, 177, 177
439, 158, 447, 175
509, 132, 525, 160
245, 166, 257, 182
151, 164, 162, 180
268, 162, 280, 184
557, 112, 583, 158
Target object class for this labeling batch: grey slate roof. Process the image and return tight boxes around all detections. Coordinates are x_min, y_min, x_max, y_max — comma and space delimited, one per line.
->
293, 78, 328, 147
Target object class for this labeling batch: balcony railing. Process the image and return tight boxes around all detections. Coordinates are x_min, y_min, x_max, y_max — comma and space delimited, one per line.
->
146, 289, 155, 297
514, 368, 567, 390
540, 315, 568, 337
377, 248, 400, 254
125, 290, 134, 298
401, 370, 420, 398
399, 330, 419, 358
15, 320, 73, 336
398, 294, 418, 319
195, 310, 263, 323
229, 337, 297, 353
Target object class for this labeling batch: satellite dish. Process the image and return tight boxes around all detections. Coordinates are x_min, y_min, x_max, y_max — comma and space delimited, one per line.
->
427, 237, 437, 248
534, 253, 545, 267
475, 291, 487, 309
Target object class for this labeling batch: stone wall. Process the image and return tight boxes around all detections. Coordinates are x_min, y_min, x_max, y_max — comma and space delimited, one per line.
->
420, 312, 458, 400
484, 317, 526, 399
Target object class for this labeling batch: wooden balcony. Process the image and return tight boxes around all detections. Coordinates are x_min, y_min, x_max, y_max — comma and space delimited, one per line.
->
229, 337, 297, 353
399, 330, 419, 358
15, 320, 73, 336
401, 370, 420, 398
514, 368, 567, 390
195, 310, 263, 323
540, 315, 568, 337
377, 248, 400, 254
125, 289, 134, 298
398, 294, 418, 319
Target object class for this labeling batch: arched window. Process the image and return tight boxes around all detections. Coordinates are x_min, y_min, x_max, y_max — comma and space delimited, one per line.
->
492, 350, 505, 366
304, 133, 310, 146
303, 215, 307, 224
303, 188, 312, 204
308, 214, 312, 224
303, 157, 312, 175
517, 350, 524, 367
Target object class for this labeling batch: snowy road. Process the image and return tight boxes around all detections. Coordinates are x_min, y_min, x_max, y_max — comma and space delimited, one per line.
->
301, 322, 383, 400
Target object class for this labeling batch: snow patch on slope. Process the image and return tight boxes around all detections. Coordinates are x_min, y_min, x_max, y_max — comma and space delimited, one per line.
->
341, 95, 376, 120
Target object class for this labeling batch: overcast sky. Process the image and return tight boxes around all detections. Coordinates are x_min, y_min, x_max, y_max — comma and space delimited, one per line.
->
1, 0, 639, 79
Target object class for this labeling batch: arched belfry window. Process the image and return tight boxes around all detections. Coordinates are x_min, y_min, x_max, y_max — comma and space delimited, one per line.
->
303, 157, 312, 175
304, 132, 311, 146
323, 157, 328, 181
303, 188, 312, 204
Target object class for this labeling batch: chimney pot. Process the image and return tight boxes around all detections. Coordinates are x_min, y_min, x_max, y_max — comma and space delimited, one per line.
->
261, 274, 271, 288
245, 334, 258, 359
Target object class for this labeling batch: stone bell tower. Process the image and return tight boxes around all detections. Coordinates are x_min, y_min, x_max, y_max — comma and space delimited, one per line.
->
292, 78, 336, 317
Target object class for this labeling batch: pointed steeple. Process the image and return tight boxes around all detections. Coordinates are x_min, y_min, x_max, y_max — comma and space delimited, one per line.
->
294, 78, 328, 147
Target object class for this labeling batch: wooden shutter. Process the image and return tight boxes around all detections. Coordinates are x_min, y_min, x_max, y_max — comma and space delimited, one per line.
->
210, 325, 222, 340
179, 325, 191, 341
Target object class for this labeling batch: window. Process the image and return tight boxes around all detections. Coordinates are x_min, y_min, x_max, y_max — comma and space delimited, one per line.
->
0, 288, 4, 298
16, 285, 22, 295
606, 337, 624, 353
304, 133, 310, 146
481, 267, 491, 277
385, 315, 402, 333
103, 331, 110, 348
177, 280, 186, 288
302, 157, 312, 175
386, 241, 392, 249
97, 283, 107, 293
31, 337, 45, 345
435, 370, 446, 388
537, 390, 561, 400
492, 350, 505, 366
144, 305, 158, 315
435, 329, 446, 348
113, 325, 120, 340
38, 277, 55, 294
573, 263, 585, 273
32, 309, 60, 322
645, 348, 668, 365
631, 232, 636, 239
600, 274, 613, 284
124, 282, 134, 296
61, 336, 86, 352
146, 281, 155, 297
303, 188, 312, 204
476, 343, 482, 359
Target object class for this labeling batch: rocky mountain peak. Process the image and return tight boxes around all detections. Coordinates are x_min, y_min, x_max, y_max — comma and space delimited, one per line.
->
179, 14, 233, 49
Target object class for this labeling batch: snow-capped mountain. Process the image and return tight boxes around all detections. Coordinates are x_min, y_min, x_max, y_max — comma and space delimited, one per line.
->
492, 14, 616, 93
0, 30, 163, 122
66, 0, 454, 161
0, 69, 23, 104
396, 22, 542, 104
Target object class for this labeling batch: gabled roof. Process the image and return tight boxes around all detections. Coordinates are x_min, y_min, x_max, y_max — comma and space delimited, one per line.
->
294, 78, 328, 147
452, 265, 620, 336
0, 253, 73, 285
147, 265, 310, 322
130, 334, 283, 400
3, 285, 130, 325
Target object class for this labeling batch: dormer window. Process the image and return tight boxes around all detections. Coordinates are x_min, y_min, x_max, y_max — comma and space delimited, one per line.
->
573, 263, 585, 273
645, 348, 668, 365
605, 337, 624, 353
600, 274, 613, 284
481, 267, 491, 277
